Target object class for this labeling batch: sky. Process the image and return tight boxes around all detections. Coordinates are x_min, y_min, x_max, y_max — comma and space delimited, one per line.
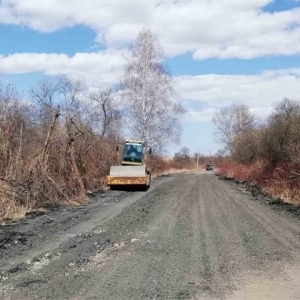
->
0, 0, 300, 156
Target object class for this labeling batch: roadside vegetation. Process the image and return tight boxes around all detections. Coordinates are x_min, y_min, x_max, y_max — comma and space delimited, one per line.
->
166, 147, 222, 171
214, 99, 300, 205
0, 30, 185, 222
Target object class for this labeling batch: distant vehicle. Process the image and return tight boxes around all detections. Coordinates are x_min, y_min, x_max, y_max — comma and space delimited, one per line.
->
206, 164, 214, 171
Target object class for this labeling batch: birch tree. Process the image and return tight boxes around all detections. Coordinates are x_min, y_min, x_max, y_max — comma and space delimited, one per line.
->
122, 29, 185, 153
213, 104, 255, 153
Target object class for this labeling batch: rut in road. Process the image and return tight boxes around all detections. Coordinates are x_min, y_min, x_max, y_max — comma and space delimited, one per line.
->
1, 173, 300, 300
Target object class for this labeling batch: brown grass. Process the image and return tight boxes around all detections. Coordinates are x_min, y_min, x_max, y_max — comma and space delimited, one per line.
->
217, 159, 300, 205
0, 180, 30, 222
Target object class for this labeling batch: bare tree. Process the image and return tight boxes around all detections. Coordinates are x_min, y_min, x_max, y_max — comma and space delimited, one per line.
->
122, 29, 185, 153
58, 76, 87, 192
30, 78, 62, 164
30, 77, 61, 128
262, 98, 300, 165
231, 129, 262, 164
89, 88, 120, 140
0, 81, 28, 178
213, 104, 255, 153
179, 147, 190, 158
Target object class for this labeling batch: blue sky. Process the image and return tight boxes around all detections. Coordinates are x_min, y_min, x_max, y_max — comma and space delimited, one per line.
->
0, 0, 300, 156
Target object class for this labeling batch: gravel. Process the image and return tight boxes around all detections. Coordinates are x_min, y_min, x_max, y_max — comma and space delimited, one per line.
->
1, 173, 300, 300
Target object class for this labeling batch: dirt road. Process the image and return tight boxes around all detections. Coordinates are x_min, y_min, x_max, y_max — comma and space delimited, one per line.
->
1, 172, 300, 299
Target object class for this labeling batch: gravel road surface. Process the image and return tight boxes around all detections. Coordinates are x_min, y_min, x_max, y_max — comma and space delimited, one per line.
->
1, 172, 300, 300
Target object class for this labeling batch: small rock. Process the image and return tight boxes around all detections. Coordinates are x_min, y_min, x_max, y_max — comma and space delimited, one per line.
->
32, 257, 41, 262
131, 239, 139, 243
9, 264, 22, 273
269, 198, 282, 205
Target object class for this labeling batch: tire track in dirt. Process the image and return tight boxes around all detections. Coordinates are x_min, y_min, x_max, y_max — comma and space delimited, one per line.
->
1, 173, 300, 300
71, 175, 200, 299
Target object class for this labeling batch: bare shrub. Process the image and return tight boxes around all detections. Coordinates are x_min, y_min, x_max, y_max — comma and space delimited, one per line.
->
0, 77, 123, 221
171, 147, 196, 170
231, 128, 263, 164
262, 99, 300, 165
215, 99, 300, 204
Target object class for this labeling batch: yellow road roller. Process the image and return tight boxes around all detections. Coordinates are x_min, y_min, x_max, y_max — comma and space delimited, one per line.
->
106, 140, 151, 190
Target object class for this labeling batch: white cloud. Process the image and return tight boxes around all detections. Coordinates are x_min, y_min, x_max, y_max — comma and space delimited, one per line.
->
0, 49, 126, 86
1, 0, 300, 59
186, 108, 219, 123
185, 106, 274, 124
175, 70, 300, 111
0, 51, 299, 123
175, 69, 300, 122
249, 106, 274, 119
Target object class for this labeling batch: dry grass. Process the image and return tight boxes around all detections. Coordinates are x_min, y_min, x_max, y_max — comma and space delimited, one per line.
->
0, 180, 30, 222
0, 201, 28, 223
263, 165, 300, 205
68, 193, 89, 206
217, 160, 300, 205
263, 185, 300, 205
